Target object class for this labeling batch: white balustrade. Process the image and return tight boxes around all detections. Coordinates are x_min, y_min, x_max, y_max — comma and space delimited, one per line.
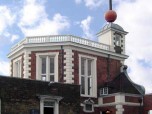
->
11, 35, 109, 51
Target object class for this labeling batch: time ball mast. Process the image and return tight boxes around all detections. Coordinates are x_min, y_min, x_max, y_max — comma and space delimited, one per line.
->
105, 0, 117, 23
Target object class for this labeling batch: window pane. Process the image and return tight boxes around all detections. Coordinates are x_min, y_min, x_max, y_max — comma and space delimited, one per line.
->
88, 60, 92, 76
41, 58, 46, 74
81, 77, 85, 94
16, 62, 19, 77
50, 75, 54, 81
88, 77, 92, 95
85, 104, 92, 111
41, 75, 46, 81
15, 61, 21, 77
104, 87, 108, 94
81, 58, 86, 75
50, 57, 54, 73
115, 35, 121, 46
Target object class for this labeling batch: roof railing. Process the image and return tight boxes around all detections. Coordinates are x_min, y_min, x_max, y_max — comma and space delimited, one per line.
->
10, 35, 110, 52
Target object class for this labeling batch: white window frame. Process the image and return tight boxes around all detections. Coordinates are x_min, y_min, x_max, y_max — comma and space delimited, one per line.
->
36, 52, 59, 82
83, 99, 94, 113
79, 54, 97, 97
13, 56, 22, 78
100, 87, 108, 96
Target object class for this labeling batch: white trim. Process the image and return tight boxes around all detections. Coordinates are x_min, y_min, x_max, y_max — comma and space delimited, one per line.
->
116, 105, 124, 114
23, 51, 31, 78
83, 99, 95, 113
79, 54, 97, 98
8, 41, 128, 60
64, 48, 74, 83
99, 92, 142, 98
36, 52, 59, 82
98, 93, 142, 107
39, 95, 62, 114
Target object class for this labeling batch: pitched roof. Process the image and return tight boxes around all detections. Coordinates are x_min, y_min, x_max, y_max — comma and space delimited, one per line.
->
101, 65, 145, 95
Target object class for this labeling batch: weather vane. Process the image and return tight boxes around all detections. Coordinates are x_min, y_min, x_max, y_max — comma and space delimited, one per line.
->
105, 0, 117, 23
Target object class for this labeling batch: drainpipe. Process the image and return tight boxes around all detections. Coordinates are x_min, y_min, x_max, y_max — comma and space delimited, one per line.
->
107, 54, 110, 81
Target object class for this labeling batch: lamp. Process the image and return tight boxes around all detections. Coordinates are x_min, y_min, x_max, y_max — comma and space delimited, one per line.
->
106, 109, 111, 114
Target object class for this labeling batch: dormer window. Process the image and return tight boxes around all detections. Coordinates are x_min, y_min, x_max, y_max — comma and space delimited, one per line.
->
83, 99, 94, 113
100, 87, 108, 96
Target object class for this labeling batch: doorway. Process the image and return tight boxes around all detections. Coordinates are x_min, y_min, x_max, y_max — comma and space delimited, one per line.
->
44, 107, 54, 114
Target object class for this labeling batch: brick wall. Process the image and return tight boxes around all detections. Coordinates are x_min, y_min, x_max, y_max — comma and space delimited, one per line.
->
0, 76, 80, 114
103, 96, 115, 104
125, 96, 140, 103
123, 106, 139, 114
143, 94, 152, 114
72, 50, 121, 88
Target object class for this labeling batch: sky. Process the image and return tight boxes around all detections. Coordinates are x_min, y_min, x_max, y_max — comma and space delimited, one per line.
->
0, 0, 152, 93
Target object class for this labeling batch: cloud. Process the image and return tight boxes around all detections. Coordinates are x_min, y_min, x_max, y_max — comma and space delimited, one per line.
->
115, 0, 152, 93
80, 16, 94, 39
75, 0, 82, 4
18, 0, 70, 36
0, 60, 10, 76
20, 14, 70, 36
19, 0, 47, 27
75, 0, 103, 9
0, 6, 15, 34
11, 35, 19, 43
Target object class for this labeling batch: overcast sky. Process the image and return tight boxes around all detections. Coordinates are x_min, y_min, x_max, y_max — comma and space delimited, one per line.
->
0, 0, 152, 93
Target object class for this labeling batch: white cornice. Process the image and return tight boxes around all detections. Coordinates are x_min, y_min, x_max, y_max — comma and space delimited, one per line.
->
8, 42, 128, 60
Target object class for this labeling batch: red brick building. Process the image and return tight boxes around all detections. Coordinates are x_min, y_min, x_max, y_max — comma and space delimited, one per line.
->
4, 1, 152, 114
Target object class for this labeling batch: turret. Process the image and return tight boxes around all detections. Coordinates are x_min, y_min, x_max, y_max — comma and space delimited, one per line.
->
97, 0, 128, 54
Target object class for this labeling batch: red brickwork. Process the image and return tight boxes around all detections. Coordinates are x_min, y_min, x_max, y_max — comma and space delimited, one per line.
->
143, 94, 152, 114
72, 50, 121, 86
123, 106, 139, 114
73, 50, 79, 84
125, 96, 140, 103
103, 96, 115, 103
98, 106, 116, 114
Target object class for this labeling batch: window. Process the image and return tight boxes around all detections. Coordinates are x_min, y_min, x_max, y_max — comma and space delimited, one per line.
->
13, 57, 22, 77
115, 34, 121, 46
100, 87, 108, 96
36, 52, 59, 82
40, 57, 54, 81
83, 99, 94, 113
79, 55, 97, 97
